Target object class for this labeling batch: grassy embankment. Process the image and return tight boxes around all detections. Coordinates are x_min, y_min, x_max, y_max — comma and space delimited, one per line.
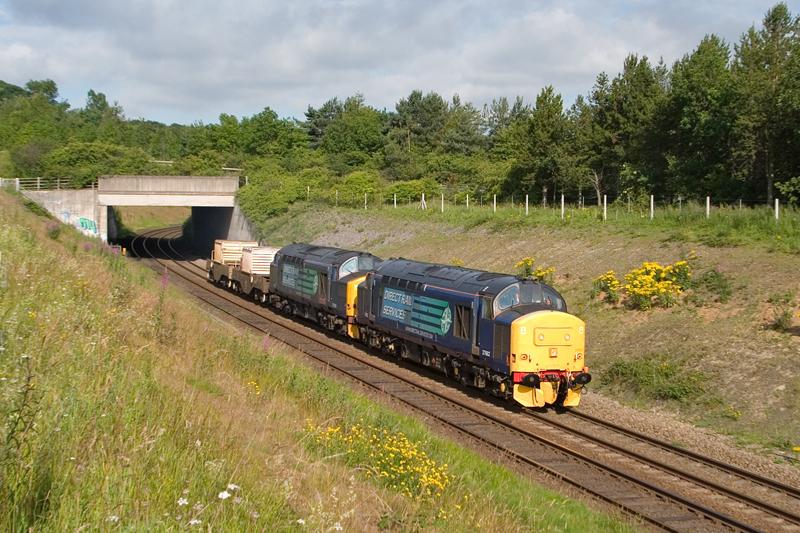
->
0, 190, 631, 531
250, 202, 800, 455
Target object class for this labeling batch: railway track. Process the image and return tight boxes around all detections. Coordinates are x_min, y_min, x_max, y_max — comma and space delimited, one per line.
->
129, 227, 800, 532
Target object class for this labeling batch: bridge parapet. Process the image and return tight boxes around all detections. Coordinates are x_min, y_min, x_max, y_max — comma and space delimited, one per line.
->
98, 175, 238, 206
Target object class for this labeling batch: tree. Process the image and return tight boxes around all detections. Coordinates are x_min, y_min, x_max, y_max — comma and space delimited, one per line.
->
482, 96, 529, 138
662, 35, 736, 197
0, 81, 27, 101
390, 90, 449, 152
502, 86, 568, 204
304, 98, 344, 148
608, 55, 668, 196
82, 90, 122, 123
42, 141, 153, 187
568, 74, 623, 205
441, 94, 485, 155
25, 79, 59, 103
732, 2, 800, 203
319, 95, 386, 173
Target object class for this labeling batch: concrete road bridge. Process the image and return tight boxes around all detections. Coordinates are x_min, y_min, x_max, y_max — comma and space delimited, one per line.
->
18, 175, 256, 252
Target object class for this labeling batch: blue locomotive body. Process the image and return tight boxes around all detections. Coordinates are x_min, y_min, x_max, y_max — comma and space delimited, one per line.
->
356, 259, 570, 380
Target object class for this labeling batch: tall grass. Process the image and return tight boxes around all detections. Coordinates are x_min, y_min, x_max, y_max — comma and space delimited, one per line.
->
0, 191, 631, 531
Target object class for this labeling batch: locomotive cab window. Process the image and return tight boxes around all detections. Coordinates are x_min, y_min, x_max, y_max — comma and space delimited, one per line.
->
494, 282, 544, 315
454, 305, 471, 340
339, 257, 358, 278
542, 286, 566, 311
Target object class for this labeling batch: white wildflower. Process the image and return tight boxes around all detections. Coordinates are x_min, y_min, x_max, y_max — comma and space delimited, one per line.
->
333, 522, 343, 531
177, 497, 188, 506
218, 490, 231, 500
251, 511, 260, 519
106, 515, 120, 523
195, 439, 201, 448
182, 488, 190, 495
227, 483, 240, 491
296, 518, 306, 525
189, 518, 202, 526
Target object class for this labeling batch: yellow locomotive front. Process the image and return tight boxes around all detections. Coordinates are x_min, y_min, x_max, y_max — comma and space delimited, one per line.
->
509, 310, 591, 407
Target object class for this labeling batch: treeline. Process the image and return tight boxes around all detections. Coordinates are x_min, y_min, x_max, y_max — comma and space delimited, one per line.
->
1, 3, 799, 216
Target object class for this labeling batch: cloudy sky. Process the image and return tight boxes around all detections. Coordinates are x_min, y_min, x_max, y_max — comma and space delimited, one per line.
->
0, 0, 787, 125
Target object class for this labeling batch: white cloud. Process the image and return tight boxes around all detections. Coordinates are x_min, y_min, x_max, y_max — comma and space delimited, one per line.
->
0, 0, 776, 123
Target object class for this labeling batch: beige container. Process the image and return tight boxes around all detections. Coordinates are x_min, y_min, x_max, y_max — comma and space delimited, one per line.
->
212, 239, 259, 265
241, 246, 279, 275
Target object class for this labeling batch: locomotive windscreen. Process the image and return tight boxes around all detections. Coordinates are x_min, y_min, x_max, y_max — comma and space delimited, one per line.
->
494, 282, 544, 315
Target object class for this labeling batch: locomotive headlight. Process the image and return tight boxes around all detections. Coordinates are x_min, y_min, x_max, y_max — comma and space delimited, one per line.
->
564, 333, 571, 342
573, 372, 592, 385
538, 333, 545, 342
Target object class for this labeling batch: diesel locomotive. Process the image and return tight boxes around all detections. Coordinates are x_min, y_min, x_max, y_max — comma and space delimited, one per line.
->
207, 240, 591, 408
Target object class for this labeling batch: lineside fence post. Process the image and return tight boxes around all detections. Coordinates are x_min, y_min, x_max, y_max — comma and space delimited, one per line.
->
393, 193, 397, 208
15, 178, 20, 192
775, 198, 780, 221
603, 195, 607, 221
493, 194, 496, 213
441, 193, 444, 213
525, 194, 529, 216
364, 193, 367, 210
650, 195, 654, 220
706, 196, 710, 219
561, 194, 565, 221
466, 194, 469, 209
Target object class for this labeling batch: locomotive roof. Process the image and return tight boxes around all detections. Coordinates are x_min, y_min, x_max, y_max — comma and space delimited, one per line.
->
277, 243, 379, 267
375, 258, 522, 296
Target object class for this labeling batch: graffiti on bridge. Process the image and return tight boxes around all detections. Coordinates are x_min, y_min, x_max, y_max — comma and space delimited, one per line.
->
78, 217, 97, 234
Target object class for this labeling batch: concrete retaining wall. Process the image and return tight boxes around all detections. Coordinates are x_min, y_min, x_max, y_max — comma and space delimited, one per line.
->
22, 189, 108, 241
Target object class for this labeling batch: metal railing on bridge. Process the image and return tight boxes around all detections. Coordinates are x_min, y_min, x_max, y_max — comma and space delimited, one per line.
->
0, 177, 96, 191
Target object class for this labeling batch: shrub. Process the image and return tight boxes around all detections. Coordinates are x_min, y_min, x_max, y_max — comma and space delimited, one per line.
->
768, 292, 796, 332
601, 355, 707, 403
688, 269, 732, 304
515, 257, 555, 285
45, 221, 60, 239
591, 271, 621, 304
623, 261, 688, 310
